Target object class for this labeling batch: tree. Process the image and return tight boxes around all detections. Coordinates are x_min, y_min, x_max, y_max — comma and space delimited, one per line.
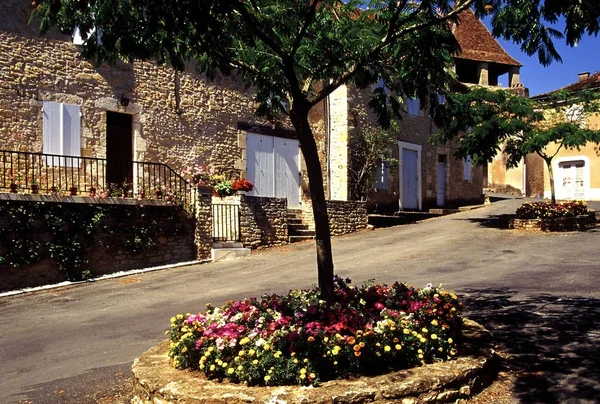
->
34, 0, 600, 298
432, 87, 600, 204
349, 127, 398, 203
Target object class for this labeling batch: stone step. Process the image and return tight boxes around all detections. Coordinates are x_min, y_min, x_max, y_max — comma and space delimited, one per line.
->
289, 229, 315, 237
289, 235, 315, 243
212, 242, 244, 249
211, 247, 251, 261
288, 223, 309, 231
287, 218, 304, 225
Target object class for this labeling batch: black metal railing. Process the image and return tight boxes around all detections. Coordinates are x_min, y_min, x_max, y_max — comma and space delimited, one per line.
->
212, 203, 240, 242
0, 150, 197, 213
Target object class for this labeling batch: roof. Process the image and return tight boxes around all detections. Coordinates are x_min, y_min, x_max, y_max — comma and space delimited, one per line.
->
452, 9, 522, 67
531, 71, 600, 99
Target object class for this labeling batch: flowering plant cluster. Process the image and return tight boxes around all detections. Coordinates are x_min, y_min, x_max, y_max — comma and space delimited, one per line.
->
168, 277, 463, 387
515, 200, 590, 219
181, 165, 214, 187
232, 179, 254, 192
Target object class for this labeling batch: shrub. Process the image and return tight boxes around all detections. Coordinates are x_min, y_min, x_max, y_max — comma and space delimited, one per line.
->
213, 180, 235, 197
168, 277, 463, 387
515, 201, 590, 219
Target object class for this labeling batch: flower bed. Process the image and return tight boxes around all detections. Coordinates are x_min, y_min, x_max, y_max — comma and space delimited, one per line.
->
168, 277, 463, 387
511, 201, 595, 231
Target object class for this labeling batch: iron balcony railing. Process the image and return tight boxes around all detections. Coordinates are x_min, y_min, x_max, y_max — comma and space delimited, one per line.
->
212, 203, 241, 242
0, 149, 197, 213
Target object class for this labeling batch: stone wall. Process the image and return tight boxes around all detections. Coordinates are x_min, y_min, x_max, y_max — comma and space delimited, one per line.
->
239, 195, 288, 249
300, 200, 368, 236
327, 200, 368, 236
0, 197, 208, 292
194, 195, 213, 260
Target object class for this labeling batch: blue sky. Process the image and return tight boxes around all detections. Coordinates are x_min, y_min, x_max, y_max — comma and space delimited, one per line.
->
483, 19, 600, 96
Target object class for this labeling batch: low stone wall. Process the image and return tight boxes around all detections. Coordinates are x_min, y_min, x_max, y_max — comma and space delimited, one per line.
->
131, 319, 498, 404
327, 200, 368, 236
239, 195, 288, 248
0, 195, 212, 292
300, 200, 368, 236
509, 213, 596, 232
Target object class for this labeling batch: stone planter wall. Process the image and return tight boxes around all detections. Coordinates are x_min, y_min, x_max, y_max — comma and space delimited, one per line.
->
239, 195, 288, 249
131, 319, 498, 404
509, 212, 596, 232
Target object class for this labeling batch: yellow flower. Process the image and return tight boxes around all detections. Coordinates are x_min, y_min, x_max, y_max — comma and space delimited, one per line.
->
170, 317, 176, 323
264, 375, 271, 382
422, 328, 428, 333
310, 373, 316, 378
395, 344, 402, 350
450, 349, 456, 356
418, 353, 424, 359
431, 334, 438, 340
208, 347, 214, 352
431, 319, 438, 326
333, 361, 338, 366
300, 368, 307, 374
448, 338, 453, 344
324, 337, 329, 342
354, 351, 361, 357
239, 337, 250, 345
182, 347, 188, 353
403, 329, 410, 335
274, 351, 282, 358
237, 365, 243, 371
222, 362, 228, 368
300, 374, 306, 379
238, 350, 246, 357
253, 359, 259, 365
303, 358, 309, 363
359, 342, 365, 348
420, 337, 427, 343
227, 368, 234, 375
248, 349, 256, 356
418, 349, 423, 354
384, 345, 391, 352
216, 359, 222, 366
263, 343, 270, 350
293, 358, 299, 364
176, 314, 184, 320
210, 364, 215, 371
290, 352, 296, 357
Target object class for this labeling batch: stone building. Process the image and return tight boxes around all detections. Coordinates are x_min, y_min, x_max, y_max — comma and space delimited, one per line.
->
1, 2, 523, 216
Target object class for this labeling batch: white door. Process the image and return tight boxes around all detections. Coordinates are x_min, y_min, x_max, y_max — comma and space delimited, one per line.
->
437, 161, 446, 207
246, 133, 300, 208
557, 160, 586, 200
402, 148, 419, 210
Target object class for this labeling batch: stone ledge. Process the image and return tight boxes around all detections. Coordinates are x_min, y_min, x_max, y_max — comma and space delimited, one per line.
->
509, 212, 595, 232
131, 319, 498, 404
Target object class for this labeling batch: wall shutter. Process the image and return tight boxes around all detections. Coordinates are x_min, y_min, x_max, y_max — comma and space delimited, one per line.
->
376, 160, 389, 190
42, 101, 81, 166
463, 155, 472, 181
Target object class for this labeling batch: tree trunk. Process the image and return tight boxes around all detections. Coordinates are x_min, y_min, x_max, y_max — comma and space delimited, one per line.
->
545, 158, 556, 205
289, 102, 334, 301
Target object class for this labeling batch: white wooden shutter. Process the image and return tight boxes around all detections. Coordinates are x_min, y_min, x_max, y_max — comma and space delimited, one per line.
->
43, 101, 81, 166
274, 137, 300, 208
63, 103, 81, 167
43, 101, 61, 155
247, 133, 274, 197
463, 155, 472, 181
376, 160, 389, 190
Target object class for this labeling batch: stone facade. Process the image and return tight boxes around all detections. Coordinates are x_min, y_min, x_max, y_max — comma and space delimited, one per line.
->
326, 200, 368, 236
509, 214, 595, 232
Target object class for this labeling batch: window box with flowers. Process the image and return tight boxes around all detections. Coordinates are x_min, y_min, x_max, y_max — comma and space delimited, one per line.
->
232, 179, 254, 195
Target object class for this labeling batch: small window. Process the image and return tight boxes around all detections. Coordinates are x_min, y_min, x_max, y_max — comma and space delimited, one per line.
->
463, 155, 472, 181
407, 97, 420, 116
72, 27, 85, 45
376, 160, 389, 190
43, 101, 81, 166
437, 94, 447, 105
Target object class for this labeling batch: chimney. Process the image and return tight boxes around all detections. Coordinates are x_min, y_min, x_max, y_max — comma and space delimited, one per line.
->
578, 72, 590, 81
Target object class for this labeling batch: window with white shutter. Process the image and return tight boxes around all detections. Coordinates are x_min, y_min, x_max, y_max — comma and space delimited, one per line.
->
376, 159, 389, 190
407, 97, 420, 116
463, 155, 472, 181
43, 101, 81, 167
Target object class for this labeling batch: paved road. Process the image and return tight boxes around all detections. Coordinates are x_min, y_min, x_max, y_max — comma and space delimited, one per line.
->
1, 198, 599, 403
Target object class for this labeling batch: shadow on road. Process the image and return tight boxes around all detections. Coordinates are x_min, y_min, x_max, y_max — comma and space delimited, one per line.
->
463, 214, 514, 229
460, 289, 600, 403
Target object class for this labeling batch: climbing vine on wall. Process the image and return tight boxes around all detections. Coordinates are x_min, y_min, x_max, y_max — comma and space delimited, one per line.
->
0, 201, 186, 281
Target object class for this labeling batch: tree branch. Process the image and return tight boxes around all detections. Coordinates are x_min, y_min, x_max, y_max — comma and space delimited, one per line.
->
290, 0, 320, 57
232, 1, 286, 58
309, 0, 476, 107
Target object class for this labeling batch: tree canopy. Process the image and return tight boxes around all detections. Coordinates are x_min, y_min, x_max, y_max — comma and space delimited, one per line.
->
432, 87, 600, 204
33, 0, 600, 297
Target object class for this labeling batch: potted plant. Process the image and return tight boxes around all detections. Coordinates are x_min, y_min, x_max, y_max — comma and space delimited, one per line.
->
232, 178, 254, 195
69, 186, 78, 196
213, 179, 235, 198
9, 175, 19, 193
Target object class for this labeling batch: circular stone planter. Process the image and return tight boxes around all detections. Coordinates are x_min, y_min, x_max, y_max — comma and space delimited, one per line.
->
131, 319, 498, 404
509, 212, 596, 232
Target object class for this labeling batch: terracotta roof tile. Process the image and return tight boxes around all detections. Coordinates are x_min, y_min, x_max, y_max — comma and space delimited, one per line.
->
452, 9, 522, 67
532, 72, 600, 99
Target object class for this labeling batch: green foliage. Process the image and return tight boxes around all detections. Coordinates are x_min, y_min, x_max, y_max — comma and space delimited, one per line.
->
0, 201, 185, 281
349, 127, 399, 201
431, 87, 600, 203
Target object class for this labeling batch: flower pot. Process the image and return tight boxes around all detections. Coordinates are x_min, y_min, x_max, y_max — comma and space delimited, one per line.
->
236, 190, 247, 195
69, 187, 78, 196
155, 190, 163, 199
50, 186, 58, 195
89, 187, 97, 197
9, 183, 18, 193
197, 185, 214, 196
31, 184, 39, 194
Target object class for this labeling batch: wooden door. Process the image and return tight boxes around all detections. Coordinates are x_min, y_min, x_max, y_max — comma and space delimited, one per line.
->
402, 148, 419, 210
106, 112, 133, 186
274, 137, 300, 208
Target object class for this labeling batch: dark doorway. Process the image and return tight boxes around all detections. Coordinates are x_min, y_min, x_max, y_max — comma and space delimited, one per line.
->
106, 111, 133, 186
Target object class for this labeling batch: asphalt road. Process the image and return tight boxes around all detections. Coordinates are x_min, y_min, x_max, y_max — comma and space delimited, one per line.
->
1, 197, 599, 403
